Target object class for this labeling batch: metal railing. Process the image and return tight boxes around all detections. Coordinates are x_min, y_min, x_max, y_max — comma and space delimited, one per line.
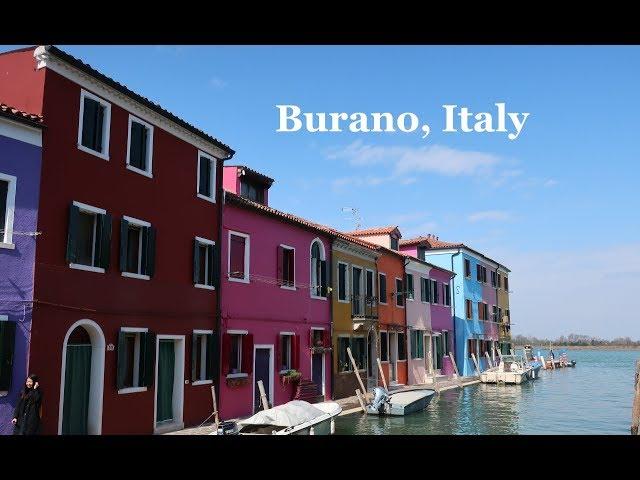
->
351, 294, 378, 319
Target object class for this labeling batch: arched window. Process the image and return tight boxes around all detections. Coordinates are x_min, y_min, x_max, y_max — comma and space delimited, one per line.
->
310, 239, 326, 298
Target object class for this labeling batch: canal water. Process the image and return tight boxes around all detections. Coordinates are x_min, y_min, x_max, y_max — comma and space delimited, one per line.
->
334, 349, 638, 435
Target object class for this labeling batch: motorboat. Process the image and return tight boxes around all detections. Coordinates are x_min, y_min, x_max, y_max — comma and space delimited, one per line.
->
523, 345, 543, 378
366, 387, 436, 416
480, 354, 533, 384
211, 400, 342, 435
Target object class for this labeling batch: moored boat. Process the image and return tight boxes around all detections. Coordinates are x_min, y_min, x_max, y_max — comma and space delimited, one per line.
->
480, 354, 533, 384
366, 387, 436, 416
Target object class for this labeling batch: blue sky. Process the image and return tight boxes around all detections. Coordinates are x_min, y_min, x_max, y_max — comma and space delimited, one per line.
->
3, 45, 639, 339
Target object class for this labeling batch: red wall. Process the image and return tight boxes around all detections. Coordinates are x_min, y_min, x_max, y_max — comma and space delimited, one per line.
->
0, 48, 45, 114
27, 68, 224, 434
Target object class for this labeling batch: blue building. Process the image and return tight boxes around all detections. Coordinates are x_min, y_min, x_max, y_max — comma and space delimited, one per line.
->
401, 235, 510, 377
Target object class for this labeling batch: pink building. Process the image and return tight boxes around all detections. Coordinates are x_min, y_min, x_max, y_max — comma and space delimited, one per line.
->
219, 166, 333, 420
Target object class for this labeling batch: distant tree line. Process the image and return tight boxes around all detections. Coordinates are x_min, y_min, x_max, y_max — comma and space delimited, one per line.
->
513, 333, 640, 347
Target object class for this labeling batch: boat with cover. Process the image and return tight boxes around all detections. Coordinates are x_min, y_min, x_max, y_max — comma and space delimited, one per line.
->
365, 387, 436, 416
480, 354, 533, 384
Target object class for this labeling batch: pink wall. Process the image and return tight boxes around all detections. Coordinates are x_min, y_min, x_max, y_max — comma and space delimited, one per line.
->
219, 202, 332, 420
223, 166, 241, 194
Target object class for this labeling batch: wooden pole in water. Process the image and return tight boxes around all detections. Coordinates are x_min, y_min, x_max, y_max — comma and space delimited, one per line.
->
347, 347, 368, 394
471, 353, 481, 376
494, 345, 503, 362
540, 355, 546, 369
355, 389, 367, 414
257, 380, 269, 410
377, 358, 388, 391
448, 352, 460, 378
211, 385, 220, 430
484, 351, 493, 369
631, 360, 640, 435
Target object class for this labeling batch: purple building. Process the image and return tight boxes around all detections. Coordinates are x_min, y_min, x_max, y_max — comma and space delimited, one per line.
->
0, 104, 43, 434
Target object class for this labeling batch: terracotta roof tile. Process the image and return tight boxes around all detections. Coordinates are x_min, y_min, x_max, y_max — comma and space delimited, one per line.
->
345, 226, 400, 237
0, 103, 44, 127
400, 235, 463, 248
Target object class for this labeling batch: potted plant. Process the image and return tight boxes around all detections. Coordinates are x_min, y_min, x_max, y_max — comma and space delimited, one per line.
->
279, 369, 301, 386
226, 375, 250, 388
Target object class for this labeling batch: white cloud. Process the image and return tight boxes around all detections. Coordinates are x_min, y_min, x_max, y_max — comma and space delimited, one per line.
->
209, 76, 228, 89
467, 210, 512, 223
544, 179, 559, 188
504, 243, 640, 340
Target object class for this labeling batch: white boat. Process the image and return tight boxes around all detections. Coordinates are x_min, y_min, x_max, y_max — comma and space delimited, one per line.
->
366, 387, 436, 416
480, 355, 533, 384
212, 400, 342, 435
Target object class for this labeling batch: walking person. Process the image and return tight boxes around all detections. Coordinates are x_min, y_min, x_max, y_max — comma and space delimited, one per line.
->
12, 374, 43, 435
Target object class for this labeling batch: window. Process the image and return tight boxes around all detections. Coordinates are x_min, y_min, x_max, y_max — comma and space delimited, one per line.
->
0, 173, 16, 248
228, 231, 249, 283
395, 278, 404, 307
351, 337, 366, 370
476, 264, 487, 283
498, 307, 503, 323
192, 330, 215, 383
366, 269, 375, 300
352, 266, 363, 315
277, 245, 295, 289
378, 273, 387, 304
337, 262, 348, 302
240, 180, 264, 204
464, 258, 471, 278
505, 309, 510, 321
279, 333, 293, 372
465, 299, 473, 319
478, 302, 488, 321
390, 236, 399, 251
197, 151, 216, 202
497, 273, 502, 289
224, 331, 252, 377
380, 331, 388, 361
338, 337, 351, 372
120, 216, 155, 280
411, 330, 424, 359
66, 201, 112, 273
116, 328, 153, 392
431, 279, 439, 304
504, 277, 509, 291
405, 273, 414, 301
0, 320, 16, 392
126, 115, 154, 176
492, 305, 498, 322
420, 277, 429, 303
397, 332, 406, 360
442, 330, 450, 356
194, 236, 218, 289
310, 240, 327, 298
468, 339, 477, 358
490, 270, 497, 288
443, 284, 451, 306
78, 89, 111, 159
417, 246, 427, 261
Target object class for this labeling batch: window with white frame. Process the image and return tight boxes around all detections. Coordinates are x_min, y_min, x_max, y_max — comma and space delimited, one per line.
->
0, 173, 16, 247
430, 279, 439, 304
366, 269, 375, 300
337, 262, 349, 302
395, 278, 404, 307
78, 89, 111, 159
116, 327, 152, 392
120, 216, 155, 279
278, 245, 295, 288
310, 240, 327, 298
66, 201, 111, 272
279, 333, 293, 371
126, 115, 154, 176
378, 272, 387, 304
420, 277, 430, 303
228, 231, 249, 282
197, 151, 216, 202
194, 236, 217, 288
405, 273, 414, 301
443, 283, 451, 306
192, 330, 214, 383
229, 333, 243, 374
380, 331, 388, 361
411, 330, 424, 359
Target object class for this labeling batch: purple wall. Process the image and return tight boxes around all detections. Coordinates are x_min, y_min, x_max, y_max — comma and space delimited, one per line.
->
0, 132, 42, 434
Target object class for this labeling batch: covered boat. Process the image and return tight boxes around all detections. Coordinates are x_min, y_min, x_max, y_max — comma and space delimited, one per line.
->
480, 354, 533, 384
212, 400, 342, 435
366, 387, 436, 416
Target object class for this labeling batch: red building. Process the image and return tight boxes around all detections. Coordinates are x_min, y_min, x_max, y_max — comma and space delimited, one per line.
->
0, 46, 234, 434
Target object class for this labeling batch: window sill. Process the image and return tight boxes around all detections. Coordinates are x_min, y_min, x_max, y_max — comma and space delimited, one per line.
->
228, 276, 249, 284
126, 164, 153, 178
78, 143, 109, 161
118, 387, 147, 395
0, 242, 15, 250
195, 283, 216, 291
197, 193, 216, 204
226, 373, 249, 379
280, 285, 296, 291
69, 263, 105, 274
337, 299, 350, 304
310, 295, 328, 301
379, 302, 388, 306
122, 272, 150, 281
192, 380, 213, 386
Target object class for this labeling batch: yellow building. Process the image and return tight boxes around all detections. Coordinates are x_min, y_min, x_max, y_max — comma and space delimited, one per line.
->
331, 236, 380, 399
497, 266, 512, 353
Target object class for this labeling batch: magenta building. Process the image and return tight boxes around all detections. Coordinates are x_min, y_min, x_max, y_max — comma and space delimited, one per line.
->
219, 166, 333, 420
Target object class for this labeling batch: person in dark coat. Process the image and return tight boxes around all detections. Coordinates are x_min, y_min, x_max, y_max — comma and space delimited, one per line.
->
12, 374, 43, 435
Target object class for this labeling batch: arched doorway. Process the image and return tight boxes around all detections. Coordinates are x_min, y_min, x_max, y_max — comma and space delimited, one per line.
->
58, 320, 105, 435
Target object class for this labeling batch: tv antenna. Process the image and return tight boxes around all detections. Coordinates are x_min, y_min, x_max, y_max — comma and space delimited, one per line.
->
341, 207, 361, 230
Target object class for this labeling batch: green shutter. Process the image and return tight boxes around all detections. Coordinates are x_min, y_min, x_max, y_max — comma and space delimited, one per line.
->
191, 333, 199, 382
193, 239, 200, 284
0, 321, 16, 391
116, 330, 127, 390
410, 331, 417, 359
66, 204, 80, 264
143, 226, 156, 277
141, 331, 156, 387
119, 218, 129, 272
98, 213, 112, 270
206, 332, 217, 381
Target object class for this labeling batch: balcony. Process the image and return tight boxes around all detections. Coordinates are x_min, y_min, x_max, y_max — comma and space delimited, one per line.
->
351, 294, 378, 320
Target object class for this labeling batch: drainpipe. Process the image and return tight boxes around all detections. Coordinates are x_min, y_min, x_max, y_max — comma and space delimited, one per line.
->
451, 249, 461, 373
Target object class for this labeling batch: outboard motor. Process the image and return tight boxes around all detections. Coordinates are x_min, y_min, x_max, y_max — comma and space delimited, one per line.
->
371, 387, 391, 414
217, 420, 239, 435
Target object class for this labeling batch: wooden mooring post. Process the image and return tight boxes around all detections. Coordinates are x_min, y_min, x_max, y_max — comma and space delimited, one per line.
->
211, 385, 220, 431
448, 352, 460, 379
631, 360, 640, 435
470, 353, 481, 376
377, 358, 388, 391
257, 380, 269, 411
355, 389, 367, 414
484, 351, 493, 369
